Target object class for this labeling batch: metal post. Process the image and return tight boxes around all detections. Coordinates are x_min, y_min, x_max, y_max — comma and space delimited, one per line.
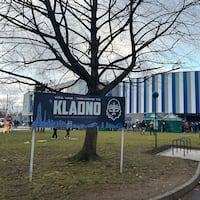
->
152, 91, 159, 149
29, 128, 35, 182
154, 98, 157, 148
120, 128, 125, 174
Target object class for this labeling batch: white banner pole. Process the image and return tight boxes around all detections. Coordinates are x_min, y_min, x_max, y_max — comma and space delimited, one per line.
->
120, 127, 124, 174
29, 128, 35, 182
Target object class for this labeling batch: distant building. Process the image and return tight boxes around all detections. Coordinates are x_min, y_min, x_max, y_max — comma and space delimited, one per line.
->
123, 71, 200, 122
22, 71, 200, 123
22, 91, 34, 124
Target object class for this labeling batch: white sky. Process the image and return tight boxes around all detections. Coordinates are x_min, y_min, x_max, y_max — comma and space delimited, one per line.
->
1, 0, 200, 113
0, 83, 31, 113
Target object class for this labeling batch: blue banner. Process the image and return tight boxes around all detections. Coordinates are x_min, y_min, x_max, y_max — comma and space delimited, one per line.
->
32, 93, 125, 129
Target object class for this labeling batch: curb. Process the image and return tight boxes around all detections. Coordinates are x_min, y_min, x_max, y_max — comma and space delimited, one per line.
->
150, 162, 200, 200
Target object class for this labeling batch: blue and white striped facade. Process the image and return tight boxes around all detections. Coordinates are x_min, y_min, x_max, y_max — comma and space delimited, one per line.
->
22, 71, 200, 121
122, 71, 200, 115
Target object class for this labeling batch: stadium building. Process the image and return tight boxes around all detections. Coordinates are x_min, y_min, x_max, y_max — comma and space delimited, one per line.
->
22, 71, 200, 124
122, 71, 200, 122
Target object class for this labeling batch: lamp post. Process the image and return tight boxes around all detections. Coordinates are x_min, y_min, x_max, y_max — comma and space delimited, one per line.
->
152, 91, 159, 149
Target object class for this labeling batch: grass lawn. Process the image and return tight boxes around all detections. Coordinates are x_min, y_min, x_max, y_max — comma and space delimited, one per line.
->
0, 129, 199, 200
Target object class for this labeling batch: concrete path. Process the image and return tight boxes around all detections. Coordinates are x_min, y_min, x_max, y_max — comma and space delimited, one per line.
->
150, 147, 200, 200
181, 185, 200, 200
157, 147, 200, 162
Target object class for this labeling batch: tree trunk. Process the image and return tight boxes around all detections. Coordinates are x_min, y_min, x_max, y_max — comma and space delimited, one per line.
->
75, 128, 99, 161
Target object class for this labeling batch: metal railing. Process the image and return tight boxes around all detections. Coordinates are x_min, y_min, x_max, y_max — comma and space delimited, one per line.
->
171, 137, 191, 156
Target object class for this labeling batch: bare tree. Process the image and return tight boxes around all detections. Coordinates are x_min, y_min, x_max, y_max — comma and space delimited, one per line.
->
0, 0, 199, 160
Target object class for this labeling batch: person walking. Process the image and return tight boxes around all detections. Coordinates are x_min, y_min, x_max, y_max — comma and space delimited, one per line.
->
140, 120, 147, 135
149, 121, 154, 135
162, 120, 166, 132
52, 128, 58, 139
64, 128, 70, 139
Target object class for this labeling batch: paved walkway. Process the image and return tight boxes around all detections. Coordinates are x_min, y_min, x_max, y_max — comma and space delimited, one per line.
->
152, 147, 200, 200
181, 185, 200, 200
157, 147, 200, 162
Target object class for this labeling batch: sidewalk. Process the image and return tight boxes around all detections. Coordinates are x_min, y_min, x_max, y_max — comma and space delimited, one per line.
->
0, 126, 31, 133
181, 185, 200, 200
150, 147, 200, 200
157, 147, 200, 162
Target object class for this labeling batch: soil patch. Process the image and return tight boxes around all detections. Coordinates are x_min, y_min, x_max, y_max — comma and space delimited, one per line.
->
70, 145, 198, 200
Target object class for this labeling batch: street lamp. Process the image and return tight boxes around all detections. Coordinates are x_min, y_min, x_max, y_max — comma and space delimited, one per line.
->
152, 91, 159, 149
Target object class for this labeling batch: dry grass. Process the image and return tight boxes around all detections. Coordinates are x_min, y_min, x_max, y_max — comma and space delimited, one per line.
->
0, 129, 199, 200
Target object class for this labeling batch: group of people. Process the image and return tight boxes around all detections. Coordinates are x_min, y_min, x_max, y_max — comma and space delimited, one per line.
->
52, 128, 71, 139
139, 120, 155, 135
125, 120, 158, 135
183, 121, 200, 133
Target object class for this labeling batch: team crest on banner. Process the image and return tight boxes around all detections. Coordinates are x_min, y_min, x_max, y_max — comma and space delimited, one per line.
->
106, 98, 122, 121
